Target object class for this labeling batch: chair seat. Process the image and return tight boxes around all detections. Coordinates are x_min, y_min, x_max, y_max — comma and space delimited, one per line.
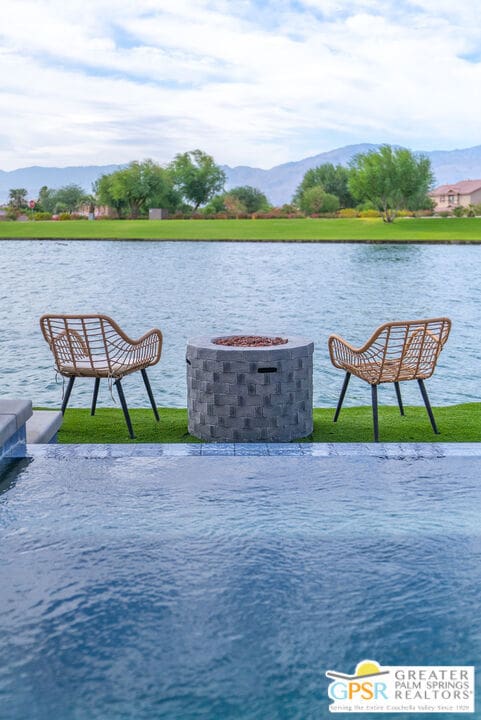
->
58, 356, 150, 378
339, 358, 431, 384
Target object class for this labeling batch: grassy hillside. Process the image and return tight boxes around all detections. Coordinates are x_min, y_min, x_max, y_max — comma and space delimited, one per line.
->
2, 217, 481, 241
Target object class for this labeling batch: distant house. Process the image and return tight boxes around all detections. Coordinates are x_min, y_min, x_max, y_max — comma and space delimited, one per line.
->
429, 179, 481, 212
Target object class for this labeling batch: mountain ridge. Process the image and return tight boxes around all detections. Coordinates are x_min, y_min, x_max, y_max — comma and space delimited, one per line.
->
2, 144, 481, 206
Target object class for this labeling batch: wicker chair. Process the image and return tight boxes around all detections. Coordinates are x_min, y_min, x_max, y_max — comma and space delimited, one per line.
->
328, 318, 451, 442
40, 314, 163, 439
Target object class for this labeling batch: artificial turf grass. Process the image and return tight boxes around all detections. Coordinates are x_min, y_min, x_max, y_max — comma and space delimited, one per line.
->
53, 403, 481, 443
3, 217, 481, 241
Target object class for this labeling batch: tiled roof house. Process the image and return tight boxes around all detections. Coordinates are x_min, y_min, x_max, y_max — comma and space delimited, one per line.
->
429, 179, 481, 212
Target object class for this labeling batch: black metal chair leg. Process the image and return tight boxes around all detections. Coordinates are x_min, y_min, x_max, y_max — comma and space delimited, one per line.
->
334, 372, 351, 422
91, 378, 100, 416
61, 376, 75, 415
141, 369, 159, 421
114, 378, 135, 439
417, 379, 439, 434
371, 384, 379, 442
394, 381, 405, 416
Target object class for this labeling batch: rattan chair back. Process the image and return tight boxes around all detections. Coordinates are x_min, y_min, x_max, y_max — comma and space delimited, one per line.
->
40, 314, 162, 378
329, 318, 451, 385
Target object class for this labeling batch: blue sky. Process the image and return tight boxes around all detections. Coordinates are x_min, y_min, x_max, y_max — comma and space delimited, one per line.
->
1, 0, 481, 170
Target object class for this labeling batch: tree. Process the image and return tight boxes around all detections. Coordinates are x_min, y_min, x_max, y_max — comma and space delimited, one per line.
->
294, 164, 353, 208
348, 145, 434, 222
52, 184, 88, 213
37, 185, 56, 213
224, 194, 246, 217
226, 186, 269, 214
299, 186, 340, 215
8, 188, 28, 209
94, 160, 179, 218
94, 174, 127, 218
35, 184, 89, 214
168, 149, 226, 210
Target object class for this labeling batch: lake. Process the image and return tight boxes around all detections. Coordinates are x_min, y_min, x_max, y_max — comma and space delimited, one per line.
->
0, 240, 479, 409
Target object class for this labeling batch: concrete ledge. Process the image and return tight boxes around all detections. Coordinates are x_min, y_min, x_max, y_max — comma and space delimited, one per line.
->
26, 411, 63, 444
0, 399, 33, 458
0, 399, 32, 431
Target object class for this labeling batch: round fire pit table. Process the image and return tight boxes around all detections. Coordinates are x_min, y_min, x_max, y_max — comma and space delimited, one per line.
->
186, 335, 314, 442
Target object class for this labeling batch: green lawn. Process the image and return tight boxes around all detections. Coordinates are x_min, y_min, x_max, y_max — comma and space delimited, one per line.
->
3, 217, 481, 241
54, 403, 481, 443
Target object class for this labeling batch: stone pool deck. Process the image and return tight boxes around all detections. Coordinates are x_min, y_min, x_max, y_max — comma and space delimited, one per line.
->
26, 442, 481, 458
2, 398, 481, 462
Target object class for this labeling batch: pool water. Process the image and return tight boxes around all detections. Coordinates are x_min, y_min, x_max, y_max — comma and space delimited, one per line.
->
1, 455, 480, 719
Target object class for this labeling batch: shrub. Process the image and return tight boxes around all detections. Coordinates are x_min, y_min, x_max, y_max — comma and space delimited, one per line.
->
437, 210, 452, 217
356, 201, 377, 212
359, 209, 381, 218
452, 206, 465, 217
396, 209, 414, 218
299, 186, 340, 215
468, 203, 481, 216
70, 213, 88, 220
338, 208, 358, 218
57, 212, 72, 221
254, 210, 290, 219
34, 212, 52, 220
253, 207, 304, 219
281, 203, 298, 214
413, 209, 433, 217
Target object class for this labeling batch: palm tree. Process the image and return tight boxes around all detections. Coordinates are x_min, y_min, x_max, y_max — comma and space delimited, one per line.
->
8, 188, 28, 209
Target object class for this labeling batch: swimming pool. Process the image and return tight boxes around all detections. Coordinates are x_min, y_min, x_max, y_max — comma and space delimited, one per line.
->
1, 451, 480, 719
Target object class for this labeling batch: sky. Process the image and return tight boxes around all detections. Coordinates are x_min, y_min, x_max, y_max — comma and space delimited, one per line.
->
1, 0, 481, 171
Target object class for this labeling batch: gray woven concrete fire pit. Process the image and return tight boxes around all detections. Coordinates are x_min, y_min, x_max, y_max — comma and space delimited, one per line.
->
186, 335, 314, 442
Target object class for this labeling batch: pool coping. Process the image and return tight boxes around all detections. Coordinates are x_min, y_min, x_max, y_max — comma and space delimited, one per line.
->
25, 442, 481, 458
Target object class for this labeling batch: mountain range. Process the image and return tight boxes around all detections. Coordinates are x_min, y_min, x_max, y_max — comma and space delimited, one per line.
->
2, 143, 481, 206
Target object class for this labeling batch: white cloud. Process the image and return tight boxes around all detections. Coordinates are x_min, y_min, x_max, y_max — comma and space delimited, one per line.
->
0, 0, 481, 170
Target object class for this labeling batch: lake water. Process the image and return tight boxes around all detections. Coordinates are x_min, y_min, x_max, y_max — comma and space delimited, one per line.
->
0, 240, 479, 408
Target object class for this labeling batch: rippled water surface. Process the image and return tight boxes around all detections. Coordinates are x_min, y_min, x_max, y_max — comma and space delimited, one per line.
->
1, 240, 480, 407
1, 455, 480, 719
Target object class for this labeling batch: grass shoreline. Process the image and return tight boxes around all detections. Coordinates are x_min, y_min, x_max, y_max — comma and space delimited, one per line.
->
3, 217, 481, 242
51, 403, 481, 444
4, 237, 481, 245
